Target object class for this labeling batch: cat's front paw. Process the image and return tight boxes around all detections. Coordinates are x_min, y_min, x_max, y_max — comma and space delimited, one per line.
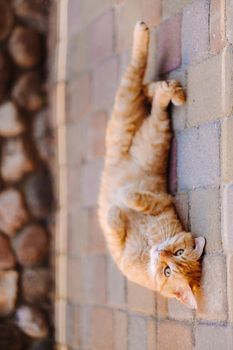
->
167, 80, 186, 106
125, 191, 142, 208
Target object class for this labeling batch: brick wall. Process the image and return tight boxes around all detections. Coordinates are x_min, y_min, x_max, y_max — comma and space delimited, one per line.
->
53, 0, 233, 349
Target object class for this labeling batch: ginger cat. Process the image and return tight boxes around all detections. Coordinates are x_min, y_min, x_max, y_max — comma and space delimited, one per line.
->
98, 21, 205, 308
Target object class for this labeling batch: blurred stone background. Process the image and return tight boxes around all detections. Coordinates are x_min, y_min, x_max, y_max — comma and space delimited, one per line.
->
0, 1, 54, 349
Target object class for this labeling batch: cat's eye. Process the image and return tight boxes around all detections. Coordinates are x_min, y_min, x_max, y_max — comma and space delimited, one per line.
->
175, 249, 184, 256
164, 266, 171, 277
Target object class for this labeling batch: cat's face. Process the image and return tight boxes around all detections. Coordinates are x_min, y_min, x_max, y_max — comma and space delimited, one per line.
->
149, 232, 205, 309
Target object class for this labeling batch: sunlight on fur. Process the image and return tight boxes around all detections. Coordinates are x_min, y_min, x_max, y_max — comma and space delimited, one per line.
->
98, 21, 205, 309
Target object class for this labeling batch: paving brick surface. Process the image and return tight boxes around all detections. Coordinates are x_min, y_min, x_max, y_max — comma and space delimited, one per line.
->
177, 122, 220, 190
67, 30, 88, 79
157, 321, 193, 350
129, 315, 147, 350
107, 256, 126, 306
67, 208, 89, 256
227, 254, 233, 322
222, 116, 233, 184
157, 13, 182, 74
114, 311, 128, 350
162, 0, 192, 18
142, 0, 161, 27
197, 255, 227, 321
86, 111, 108, 161
187, 48, 233, 127
222, 184, 233, 253
84, 255, 107, 304
88, 9, 114, 65
168, 298, 193, 320
67, 0, 82, 38
182, 0, 209, 65
127, 280, 156, 314
147, 319, 156, 350
156, 294, 168, 317
87, 209, 106, 254
90, 307, 114, 350
81, 159, 104, 208
67, 73, 92, 122
195, 324, 233, 350
226, 0, 233, 44
66, 303, 81, 348
67, 257, 84, 303
115, 0, 142, 53
210, 0, 226, 54
92, 56, 119, 110
190, 188, 221, 252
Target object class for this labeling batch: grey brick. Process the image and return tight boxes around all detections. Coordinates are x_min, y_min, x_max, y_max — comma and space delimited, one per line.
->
182, 0, 209, 65
177, 122, 220, 190
129, 315, 147, 350
187, 47, 233, 127
190, 188, 221, 252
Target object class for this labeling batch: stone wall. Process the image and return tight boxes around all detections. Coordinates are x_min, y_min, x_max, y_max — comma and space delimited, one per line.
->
0, 1, 54, 349
54, 0, 233, 349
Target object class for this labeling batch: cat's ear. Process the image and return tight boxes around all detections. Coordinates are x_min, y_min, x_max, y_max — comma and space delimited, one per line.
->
174, 284, 197, 309
194, 237, 206, 258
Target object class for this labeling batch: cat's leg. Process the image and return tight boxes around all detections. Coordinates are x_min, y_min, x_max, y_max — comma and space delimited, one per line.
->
106, 205, 127, 247
123, 188, 173, 215
131, 81, 185, 174
106, 21, 149, 161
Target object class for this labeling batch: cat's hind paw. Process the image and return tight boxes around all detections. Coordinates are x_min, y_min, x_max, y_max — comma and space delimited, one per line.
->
146, 80, 186, 109
132, 21, 149, 62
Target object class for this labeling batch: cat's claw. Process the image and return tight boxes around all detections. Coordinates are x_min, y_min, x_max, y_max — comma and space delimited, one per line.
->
135, 20, 149, 31
132, 21, 149, 62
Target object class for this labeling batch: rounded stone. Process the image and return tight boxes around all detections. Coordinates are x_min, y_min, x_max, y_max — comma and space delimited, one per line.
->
12, 72, 45, 112
0, 1, 14, 42
1, 138, 34, 183
0, 233, 16, 269
13, 0, 50, 33
8, 26, 41, 68
0, 324, 25, 350
0, 102, 25, 137
0, 53, 11, 103
22, 268, 53, 302
0, 188, 29, 236
13, 224, 49, 267
28, 339, 54, 350
15, 305, 49, 338
0, 270, 18, 316
23, 169, 54, 219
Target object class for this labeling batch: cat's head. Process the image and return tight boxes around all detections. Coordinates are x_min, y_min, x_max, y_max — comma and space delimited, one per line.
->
149, 232, 205, 309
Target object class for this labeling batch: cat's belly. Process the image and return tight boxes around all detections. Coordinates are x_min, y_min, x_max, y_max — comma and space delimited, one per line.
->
99, 163, 165, 213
